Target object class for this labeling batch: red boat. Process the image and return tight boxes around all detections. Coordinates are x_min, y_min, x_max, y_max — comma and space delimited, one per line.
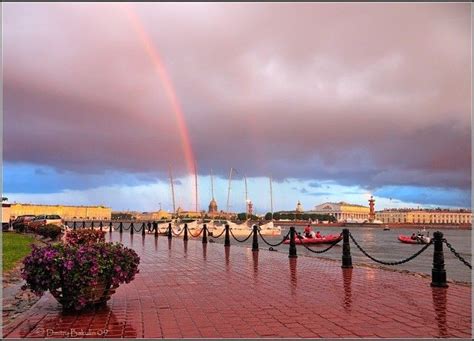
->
398, 235, 431, 244
283, 234, 342, 245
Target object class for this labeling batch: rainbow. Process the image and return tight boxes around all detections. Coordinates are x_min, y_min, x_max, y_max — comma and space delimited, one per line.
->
120, 4, 197, 209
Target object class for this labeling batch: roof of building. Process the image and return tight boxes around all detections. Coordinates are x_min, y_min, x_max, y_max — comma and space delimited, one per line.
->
11, 203, 110, 209
376, 208, 471, 213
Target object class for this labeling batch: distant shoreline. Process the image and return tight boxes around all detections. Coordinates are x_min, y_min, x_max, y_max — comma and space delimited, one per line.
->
275, 220, 472, 230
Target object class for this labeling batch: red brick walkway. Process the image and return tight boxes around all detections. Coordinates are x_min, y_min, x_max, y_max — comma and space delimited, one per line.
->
3, 233, 472, 338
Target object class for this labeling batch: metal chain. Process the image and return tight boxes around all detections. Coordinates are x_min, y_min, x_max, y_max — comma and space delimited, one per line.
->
443, 239, 472, 269
297, 233, 342, 254
229, 229, 254, 243
133, 224, 143, 232
349, 232, 433, 265
122, 223, 131, 231
188, 227, 205, 238
210, 228, 226, 239
171, 228, 185, 237
257, 230, 290, 247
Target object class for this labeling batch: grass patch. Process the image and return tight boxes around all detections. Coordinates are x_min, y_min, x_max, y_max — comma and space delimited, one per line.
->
2, 233, 36, 273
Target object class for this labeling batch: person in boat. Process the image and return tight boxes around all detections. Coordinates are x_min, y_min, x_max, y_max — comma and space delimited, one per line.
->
304, 225, 315, 238
315, 231, 322, 239
411, 233, 417, 240
297, 231, 304, 239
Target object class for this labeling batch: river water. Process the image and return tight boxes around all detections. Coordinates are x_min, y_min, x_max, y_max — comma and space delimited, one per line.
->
70, 222, 472, 283
209, 226, 472, 283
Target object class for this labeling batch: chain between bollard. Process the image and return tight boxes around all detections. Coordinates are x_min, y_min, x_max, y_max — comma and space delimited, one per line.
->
443, 239, 472, 269
349, 232, 433, 265
257, 229, 291, 247
171, 227, 185, 237
210, 228, 226, 239
229, 229, 254, 243
297, 233, 342, 254
188, 227, 205, 238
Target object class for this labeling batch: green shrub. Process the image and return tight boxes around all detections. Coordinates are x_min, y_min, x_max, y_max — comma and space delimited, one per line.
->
38, 224, 62, 240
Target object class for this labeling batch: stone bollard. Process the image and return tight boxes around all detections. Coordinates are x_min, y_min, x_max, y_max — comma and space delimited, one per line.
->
99, 221, 103, 231
91, 221, 94, 230
183, 223, 189, 241
130, 222, 134, 235
153, 222, 158, 238
119, 222, 123, 234
141, 222, 146, 236
202, 224, 208, 244
168, 223, 172, 240
82, 221, 86, 229
341, 229, 353, 269
224, 224, 230, 247
431, 231, 448, 288
73, 221, 77, 230
289, 227, 297, 258
252, 225, 259, 252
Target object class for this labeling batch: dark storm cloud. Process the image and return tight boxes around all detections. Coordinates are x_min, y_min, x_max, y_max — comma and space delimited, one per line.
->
3, 3, 471, 190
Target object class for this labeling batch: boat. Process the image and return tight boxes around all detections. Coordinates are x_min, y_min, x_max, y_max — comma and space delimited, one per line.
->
398, 235, 431, 244
383, 225, 390, 231
283, 234, 342, 245
208, 220, 281, 237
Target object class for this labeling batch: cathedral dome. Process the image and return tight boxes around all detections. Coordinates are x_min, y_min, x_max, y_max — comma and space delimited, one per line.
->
208, 199, 218, 213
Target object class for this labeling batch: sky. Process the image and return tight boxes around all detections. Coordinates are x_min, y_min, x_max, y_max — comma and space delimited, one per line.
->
2, 2, 472, 213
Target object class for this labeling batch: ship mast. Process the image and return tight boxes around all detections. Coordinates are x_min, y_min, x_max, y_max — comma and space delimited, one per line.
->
244, 175, 248, 220
169, 165, 176, 218
194, 162, 198, 213
226, 167, 234, 214
269, 175, 274, 221
210, 169, 215, 200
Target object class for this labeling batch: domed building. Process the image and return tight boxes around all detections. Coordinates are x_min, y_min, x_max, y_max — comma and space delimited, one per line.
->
296, 200, 304, 213
208, 198, 218, 214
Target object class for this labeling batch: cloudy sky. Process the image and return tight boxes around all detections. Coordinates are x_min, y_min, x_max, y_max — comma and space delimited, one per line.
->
3, 2, 471, 213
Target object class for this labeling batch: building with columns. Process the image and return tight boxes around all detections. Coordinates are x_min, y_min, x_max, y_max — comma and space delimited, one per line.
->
10, 203, 111, 220
311, 202, 369, 222
376, 208, 472, 225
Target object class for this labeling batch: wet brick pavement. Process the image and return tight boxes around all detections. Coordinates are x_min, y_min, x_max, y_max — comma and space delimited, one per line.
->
2, 232, 472, 338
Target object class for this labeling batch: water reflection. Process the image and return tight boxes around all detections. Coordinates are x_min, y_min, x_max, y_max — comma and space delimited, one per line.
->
289, 258, 297, 295
141, 235, 146, 248
154, 235, 158, 251
119, 232, 123, 244
225, 246, 230, 272
202, 243, 207, 260
129, 233, 134, 247
252, 251, 259, 282
183, 240, 188, 257
342, 268, 353, 312
432, 287, 448, 337
168, 238, 172, 251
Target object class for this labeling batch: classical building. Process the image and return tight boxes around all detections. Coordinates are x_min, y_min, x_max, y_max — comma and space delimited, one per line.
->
208, 198, 218, 215
296, 201, 304, 213
132, 209, 172, 220
10, 203, 111, 220
376, 208, 472, 224
311, 202, 369, 222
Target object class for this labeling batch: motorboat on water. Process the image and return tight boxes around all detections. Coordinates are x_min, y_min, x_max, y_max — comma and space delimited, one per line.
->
383, 225, 390, 231
283, 234, 342, 245
398, 234, 431, 244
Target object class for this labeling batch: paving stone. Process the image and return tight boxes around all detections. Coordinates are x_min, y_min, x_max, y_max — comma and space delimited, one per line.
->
2, 232, 471, 338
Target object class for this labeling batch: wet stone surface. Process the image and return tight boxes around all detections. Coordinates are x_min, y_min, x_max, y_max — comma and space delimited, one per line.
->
2, 232, 472, 339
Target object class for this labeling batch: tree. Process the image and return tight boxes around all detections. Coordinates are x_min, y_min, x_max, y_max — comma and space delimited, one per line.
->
237, 213, 247, 221
264, 212, 273, 220
273, 212, 280, 220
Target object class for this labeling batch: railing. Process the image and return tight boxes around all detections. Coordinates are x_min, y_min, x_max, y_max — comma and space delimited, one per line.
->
63, 221, 471, 287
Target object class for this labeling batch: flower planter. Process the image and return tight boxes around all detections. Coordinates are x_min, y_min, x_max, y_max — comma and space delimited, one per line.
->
50, 279, 119, 310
